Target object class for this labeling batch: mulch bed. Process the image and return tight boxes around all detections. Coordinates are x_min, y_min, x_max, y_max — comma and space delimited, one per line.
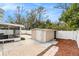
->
55, 39, 79, 56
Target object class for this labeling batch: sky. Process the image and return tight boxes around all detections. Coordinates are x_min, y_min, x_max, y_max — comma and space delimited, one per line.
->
0, 3, 64, 23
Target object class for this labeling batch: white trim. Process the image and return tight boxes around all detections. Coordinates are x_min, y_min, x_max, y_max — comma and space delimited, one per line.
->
0, 23, 24, 27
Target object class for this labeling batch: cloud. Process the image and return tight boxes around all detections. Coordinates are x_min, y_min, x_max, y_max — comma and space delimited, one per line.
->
2, 4, 16, 11
0, 3, 23, 11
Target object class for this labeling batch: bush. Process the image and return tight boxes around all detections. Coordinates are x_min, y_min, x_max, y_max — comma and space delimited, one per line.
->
21, 37, 25, 40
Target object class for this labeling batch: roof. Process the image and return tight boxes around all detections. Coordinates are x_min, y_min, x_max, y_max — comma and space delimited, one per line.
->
0, 23, 24, 27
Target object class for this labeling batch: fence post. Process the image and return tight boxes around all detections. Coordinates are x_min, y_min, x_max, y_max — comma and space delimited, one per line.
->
75, 30, 79, 48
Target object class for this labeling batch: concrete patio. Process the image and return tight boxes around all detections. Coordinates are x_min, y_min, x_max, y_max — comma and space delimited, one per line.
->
0, 35, 58, 56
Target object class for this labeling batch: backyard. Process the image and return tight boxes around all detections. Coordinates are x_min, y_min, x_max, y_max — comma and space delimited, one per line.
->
0, 33, 78, 56
0, 3, 79, 56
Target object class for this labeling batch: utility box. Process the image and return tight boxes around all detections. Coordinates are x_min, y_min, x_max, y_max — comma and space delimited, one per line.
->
32, 28, 55, 42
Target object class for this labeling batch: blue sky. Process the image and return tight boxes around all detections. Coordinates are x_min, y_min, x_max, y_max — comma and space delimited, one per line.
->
0, 3, 64, 23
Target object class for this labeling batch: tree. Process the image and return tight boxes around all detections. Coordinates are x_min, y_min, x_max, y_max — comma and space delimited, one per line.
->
8, 5, 26, 25
26, 9, 37, 29
59, 3, 79, 30
26, 6, 48, 29
15, 6, 22, 24
7, 16, 15, 23
36, 6, 46, 21
0, 8, 4, 21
